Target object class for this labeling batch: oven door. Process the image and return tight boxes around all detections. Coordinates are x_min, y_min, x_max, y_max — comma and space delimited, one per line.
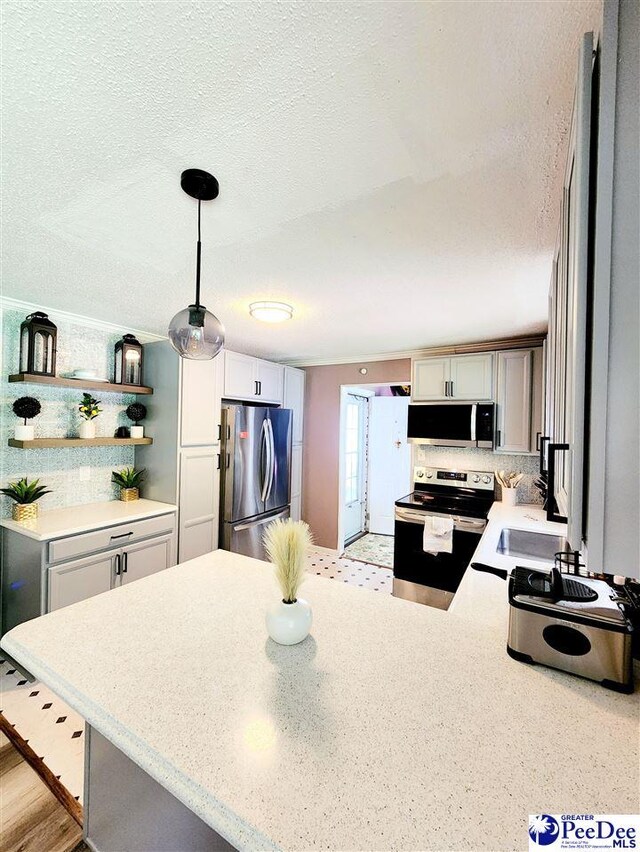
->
392, 507, 485, 608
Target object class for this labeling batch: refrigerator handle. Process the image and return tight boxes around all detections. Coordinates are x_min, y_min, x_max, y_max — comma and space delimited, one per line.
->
265, 417, 276, 502
260, 418, 270, 502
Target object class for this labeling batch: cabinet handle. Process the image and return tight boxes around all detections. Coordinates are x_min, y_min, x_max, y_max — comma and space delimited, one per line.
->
450, 381, 454, 397
539, 436, 550, 475
444, 381, 449, 397
496, 429, 501, 447
216, 453, 220, 470
217, 423, 221, 441
115, 554, 121, 576
258, 380, 262, 396
535, 432, 542, 452
122, 552, 128, 574
110, 531, 133, 540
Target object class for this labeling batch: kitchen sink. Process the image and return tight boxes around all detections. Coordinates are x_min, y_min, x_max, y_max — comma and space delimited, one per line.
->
496, 528, 568, 562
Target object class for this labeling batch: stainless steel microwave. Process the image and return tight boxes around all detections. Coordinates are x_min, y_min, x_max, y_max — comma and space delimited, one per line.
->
407, 403, 495, 448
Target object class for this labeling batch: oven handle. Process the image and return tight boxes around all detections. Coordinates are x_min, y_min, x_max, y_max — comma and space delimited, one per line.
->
395, 507, 486, 532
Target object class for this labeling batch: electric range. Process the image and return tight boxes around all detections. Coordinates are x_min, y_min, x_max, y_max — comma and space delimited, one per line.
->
393, 466, 496, 609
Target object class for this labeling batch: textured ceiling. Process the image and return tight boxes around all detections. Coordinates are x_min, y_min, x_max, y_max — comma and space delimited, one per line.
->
1, 0, 602, 361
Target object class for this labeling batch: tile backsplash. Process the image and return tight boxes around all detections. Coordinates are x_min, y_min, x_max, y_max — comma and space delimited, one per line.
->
414, 445, 542, 504
1, 307, 140, 514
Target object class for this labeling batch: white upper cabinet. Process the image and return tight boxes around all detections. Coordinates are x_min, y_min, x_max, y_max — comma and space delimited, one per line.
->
224, 351, 284, 404
448, 353, 494, 400
256, 359, 284, 404
495, 349, 533, 453
412, 353, 493, 401
224, 351, 257, 400
180, 356, 223, 447
412, 358, 449, 401
283, 366, 305, 444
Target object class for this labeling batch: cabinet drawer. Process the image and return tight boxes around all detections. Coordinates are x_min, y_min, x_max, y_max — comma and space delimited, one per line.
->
47, 513, 176, 565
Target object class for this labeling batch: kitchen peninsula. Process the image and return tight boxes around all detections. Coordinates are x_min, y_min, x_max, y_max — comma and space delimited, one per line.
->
2, 549, 638, 852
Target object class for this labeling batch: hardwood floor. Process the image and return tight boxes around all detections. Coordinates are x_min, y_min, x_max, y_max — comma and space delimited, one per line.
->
0, 731, 85, 852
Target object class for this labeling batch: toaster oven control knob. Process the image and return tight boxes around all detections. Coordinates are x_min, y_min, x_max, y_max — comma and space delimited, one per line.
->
425, 471, 433, 479
472, 474, 480, 483
482, 475, 491, 484
416, 469, 424, 478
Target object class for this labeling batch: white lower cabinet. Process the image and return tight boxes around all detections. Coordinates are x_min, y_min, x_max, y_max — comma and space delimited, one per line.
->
121, 535, 174, 584
179, 447, 220, 562
48, 527, 176, 611
49, 552, 114, 611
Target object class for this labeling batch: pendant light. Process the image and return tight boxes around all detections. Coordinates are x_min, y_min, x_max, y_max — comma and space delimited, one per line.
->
168, 169, 225, 360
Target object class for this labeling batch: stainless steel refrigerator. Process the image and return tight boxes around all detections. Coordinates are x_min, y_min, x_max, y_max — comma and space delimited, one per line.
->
220, 405, 292, 559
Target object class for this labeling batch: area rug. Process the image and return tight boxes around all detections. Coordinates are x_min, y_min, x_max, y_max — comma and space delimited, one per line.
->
343, 533, 394, 569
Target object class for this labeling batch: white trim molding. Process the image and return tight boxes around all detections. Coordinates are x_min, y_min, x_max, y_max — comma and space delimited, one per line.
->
281, 332, 547, 367
0, 296, 167, 344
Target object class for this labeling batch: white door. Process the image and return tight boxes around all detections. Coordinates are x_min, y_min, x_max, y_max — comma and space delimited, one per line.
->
343, 394, 369, 543
256, 360, 284, 404
368, 397, 411, 535
290, 443, 303, 521
48, 551, 115, 611
412, 358, 449, 401
495, 350, 533, 454
121, 535, 173, 585
448, 353, 494, 400
181, 357, 222, 447
224, 351, 256, 399
179, 447, 219, 562
283, 366, 305, 444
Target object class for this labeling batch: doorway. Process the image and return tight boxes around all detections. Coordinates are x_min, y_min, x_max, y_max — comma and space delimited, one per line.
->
338, 385, 411, 559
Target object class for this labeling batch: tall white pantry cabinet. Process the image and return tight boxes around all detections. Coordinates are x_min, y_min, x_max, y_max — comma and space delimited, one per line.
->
136, 345, 306, 562
135, 342, 224, 563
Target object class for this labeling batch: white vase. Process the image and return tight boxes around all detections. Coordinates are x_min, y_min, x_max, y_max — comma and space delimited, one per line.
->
130, 425, 144, 438
266, 598, 312, 645
79, 420, 96, 439
14, 423, 34, 441
502, 488, 517, 507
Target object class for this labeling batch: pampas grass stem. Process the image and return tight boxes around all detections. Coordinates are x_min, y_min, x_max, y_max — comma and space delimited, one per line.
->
263, 519, 313, 603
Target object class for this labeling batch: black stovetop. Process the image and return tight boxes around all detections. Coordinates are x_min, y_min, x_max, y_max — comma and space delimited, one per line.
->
395, 487, 494, 520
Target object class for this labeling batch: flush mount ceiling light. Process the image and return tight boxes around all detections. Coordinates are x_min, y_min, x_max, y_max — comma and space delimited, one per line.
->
168, 169, 225, 360
249, 301, 293, 323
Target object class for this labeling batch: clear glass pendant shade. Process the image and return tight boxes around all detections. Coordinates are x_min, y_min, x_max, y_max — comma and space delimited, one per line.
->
168, 305, 225, 360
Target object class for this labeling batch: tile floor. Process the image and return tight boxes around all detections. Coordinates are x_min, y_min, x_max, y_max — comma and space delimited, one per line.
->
0, 549, 392, 810
343, 533, 394, 569
0, 660, 85, 803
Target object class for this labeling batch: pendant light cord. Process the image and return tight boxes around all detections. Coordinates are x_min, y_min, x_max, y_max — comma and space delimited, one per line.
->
195, 198, 202, 308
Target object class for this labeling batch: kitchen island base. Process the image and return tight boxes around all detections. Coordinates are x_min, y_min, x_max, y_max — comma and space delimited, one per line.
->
84, 726, 235, 852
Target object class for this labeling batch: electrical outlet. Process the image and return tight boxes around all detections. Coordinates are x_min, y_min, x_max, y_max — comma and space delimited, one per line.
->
78, 466, 91, 482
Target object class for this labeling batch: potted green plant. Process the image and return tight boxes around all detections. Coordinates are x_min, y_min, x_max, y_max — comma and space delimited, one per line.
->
1, 477, 52, 523
126, 402, 147, 439
12, 396, 41, 441
111, 467, 145, 502
78, 393, 101, 439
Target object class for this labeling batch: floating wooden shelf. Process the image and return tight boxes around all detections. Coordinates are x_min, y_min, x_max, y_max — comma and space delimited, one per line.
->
8, 374, 153, 395
8, 437, 153, 449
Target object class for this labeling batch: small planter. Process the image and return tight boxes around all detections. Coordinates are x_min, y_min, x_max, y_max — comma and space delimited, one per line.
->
130, 425, 144, 438
266, 598, 312, 645
120, 487, 139, 502
12, 503, 39, 523
502, 488, 517, 507
79, 420, 96, 439
14, 423, 35, 441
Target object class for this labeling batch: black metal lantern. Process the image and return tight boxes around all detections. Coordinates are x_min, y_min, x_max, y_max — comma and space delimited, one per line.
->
114, 334, 143, 386
19, 312, 57, 376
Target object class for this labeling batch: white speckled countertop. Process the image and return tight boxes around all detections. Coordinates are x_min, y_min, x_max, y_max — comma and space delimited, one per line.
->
450, 502, 568, 627
3, 531, 639, 851
0, 499, 177, 541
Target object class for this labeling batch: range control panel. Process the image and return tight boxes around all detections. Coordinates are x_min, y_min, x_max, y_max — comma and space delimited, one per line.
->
413, 466, 495, 491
